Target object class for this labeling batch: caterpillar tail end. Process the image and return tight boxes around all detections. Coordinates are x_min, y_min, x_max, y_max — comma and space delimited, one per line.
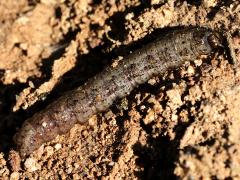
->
14, 122, 39, 158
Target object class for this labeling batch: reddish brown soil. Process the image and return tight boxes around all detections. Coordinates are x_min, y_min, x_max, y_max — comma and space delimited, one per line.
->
0, 0, 239, 179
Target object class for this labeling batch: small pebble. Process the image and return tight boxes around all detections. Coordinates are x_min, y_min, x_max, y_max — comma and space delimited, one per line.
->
10, 172, 19, 180
24, 158, 41, 172
54, 143, 62, 151
144, 109, 156, 124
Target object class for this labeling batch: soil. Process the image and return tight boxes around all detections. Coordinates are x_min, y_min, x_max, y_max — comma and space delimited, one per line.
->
0, 0, 239, 179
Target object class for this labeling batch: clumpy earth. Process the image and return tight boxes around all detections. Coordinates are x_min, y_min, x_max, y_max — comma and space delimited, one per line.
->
0, 0, 239, 179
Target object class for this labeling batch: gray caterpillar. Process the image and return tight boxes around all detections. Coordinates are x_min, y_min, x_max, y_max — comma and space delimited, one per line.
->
14, 28, 222, 157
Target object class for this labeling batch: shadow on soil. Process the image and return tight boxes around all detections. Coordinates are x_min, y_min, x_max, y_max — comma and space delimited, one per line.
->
133, 135, 179, 179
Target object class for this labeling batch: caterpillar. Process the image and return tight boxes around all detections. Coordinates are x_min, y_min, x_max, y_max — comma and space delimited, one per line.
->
14, 27, 222, 157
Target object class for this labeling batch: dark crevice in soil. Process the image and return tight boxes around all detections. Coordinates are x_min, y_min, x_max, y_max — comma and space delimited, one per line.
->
0, 82, 27, 154
112, 117, 129, 162
133, 136, 178, 179
185, 0, 202, 6
199, 138, 216, 147
27, 0, 40, 6
182, 146, 201, 159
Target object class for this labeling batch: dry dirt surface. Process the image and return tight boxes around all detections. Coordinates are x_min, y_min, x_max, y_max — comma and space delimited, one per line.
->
0, 0, 239, 179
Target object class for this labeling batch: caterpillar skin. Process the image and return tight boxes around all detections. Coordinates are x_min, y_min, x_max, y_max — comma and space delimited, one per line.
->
14, 28, 221, 157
